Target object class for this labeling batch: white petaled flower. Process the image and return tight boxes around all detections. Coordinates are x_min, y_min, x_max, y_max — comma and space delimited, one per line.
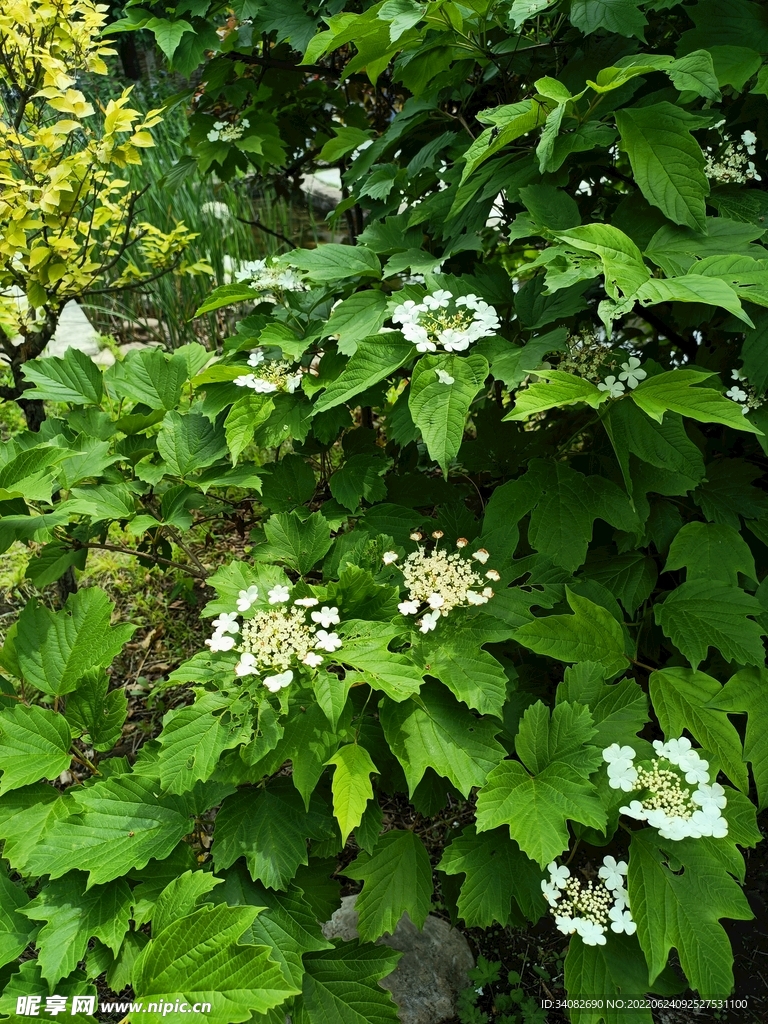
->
268, 585, 291, 604
398, 599, 421, 615
391, 291, 499, 353
236, 586, 259, 612
311, 606, 341, 629
294, 597, 320, 607
212, 612, 240, 634
741, 129, 757, 155
466, 590, 488, 605
248, 350, 266, 368
485, 569, 500, 581
234, 373, 259, 388
392, 299, 423, 325
618, 357, 647, 389
436, 369, 455, 385
235, 652, 258, 677
608, 906, 637, 935
427, 592, 445, 610
419, 610, 441, 633
263, 670, 294, 692
597, 375, 626, 398
423, 288, 452, 309
315, 629, 342, 653
603, 744, 636, 764
481, 586, 494, 598
472, 548, 489, 564
693, 782, 727, 810
382, 551, 400, 565
607, 761, 638, 792
438, 327, 471, 352
302, 652, 323, 668
682, 758, 710, 786
555, 914, 576, 935
575, 920, 607, 946
731, 368, 747, 382
727, 385, 748, 402
206, 632, 236, 653
547, 862, 570, 888
541, 879, 561, 907
619, 799, 648, 820
598, 857, 628, 891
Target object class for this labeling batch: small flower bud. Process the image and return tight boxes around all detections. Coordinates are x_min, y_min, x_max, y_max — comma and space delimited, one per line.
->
456, 537, 468, 548
410, 531, 423, 541
431, 530, 444, 539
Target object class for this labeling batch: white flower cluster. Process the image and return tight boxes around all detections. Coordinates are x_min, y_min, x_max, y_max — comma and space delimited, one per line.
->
597, 357, 646, 398
234, 352, 303, 394
705, 131, 762, 184
207, 118, 250, 143
204, 584, 343, 692
383, 532, 497, 633
541, 857, 635, 946
234, 258, 306, 295
604, 739, 728, 841
551, 331, 646, 398
726, 368, 764, 417
391, 290, 500, 353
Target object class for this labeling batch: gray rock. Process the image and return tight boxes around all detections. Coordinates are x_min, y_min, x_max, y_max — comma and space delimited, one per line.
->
322, 895, 474, 1024
43, 301, 100, 358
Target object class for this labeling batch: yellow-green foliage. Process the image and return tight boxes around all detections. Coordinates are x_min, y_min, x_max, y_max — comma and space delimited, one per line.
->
0, 0, 209, 336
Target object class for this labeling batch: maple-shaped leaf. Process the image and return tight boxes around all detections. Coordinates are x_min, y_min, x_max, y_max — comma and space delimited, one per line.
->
212, 778, 334, 889
654, 579, 766, 669
0, 704, 71, 795
707, 666, 768, 810
628, 830, 752, 999
345, 830, 432, 941
557, 667, 649, 749
439, 825, 546, 927
295, 943, 402, 1024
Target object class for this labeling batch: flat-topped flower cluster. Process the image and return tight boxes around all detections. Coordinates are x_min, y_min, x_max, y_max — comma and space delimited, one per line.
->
204, 583, 343, 692
391, 289, 500, 353
232, 257, 306, 297
542, 857, 636, 946
604, 738, 728, 840
705, 130, 762, 184
383, 532, 498, 633
234, 350, 303, 394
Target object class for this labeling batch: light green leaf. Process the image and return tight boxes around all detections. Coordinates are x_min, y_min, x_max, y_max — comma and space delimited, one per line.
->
155, 692, 251, 795
631, 369, 762, 432
0, 783, 68, 875
314, 335, 414, 412
553, 224, 650, 299
68, 482, 136, 522
24, 774, 192, 885
329, 454, 391, 511
615, 104, 708, 231
323, 291, 389, 356
507, 0, 556, 29
325, 744, 378, 845
224, 395, 274, 465
378, 0, 424, 42
212, 779, 334, 888
145, 17, 194, 60
15, 588, 135, 697
0, 704, 71, 795
709, 45, 762, 91
21, 874, 132, 985
409, 353, 488, 474
152, 870, 224, 936
379, 682, 506, 797
628, 831, 752, 999
649, 667, 749, 793
504, 370, 606, 421
296, 943, 402, 1024
475, 759, 606, 868
133, 903, 298, 1023
336, 621, 425, 702
665, 521, 757, 585
636, 274, 755, 327
345, 830, 432, 940
413, 629, 507, 718
193, 284, 259, 317
157, 411, 227, 477
282, 245, 381, 283
21, 348, 103, 405
106, 347, 189, 410
439, 825, 545, 927
708, 667, 768, 810
515, 588, 628, 677
653, 580, 766, 669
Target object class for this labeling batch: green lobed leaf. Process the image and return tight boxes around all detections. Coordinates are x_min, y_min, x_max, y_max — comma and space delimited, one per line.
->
504, 370, 605, 421
630, 370, 762, 433
653, 579, 766, 669
314, 334, 414, 412
0, 704, 71, 795
21, 348, 103, 405
707, 667, 768, 810
345, 830, 432, 940
325, 743, 378, 845
0, 869, 34, 971
664, 521, 757, 585
296, 943, 402, 1024
156, 411, 228, 476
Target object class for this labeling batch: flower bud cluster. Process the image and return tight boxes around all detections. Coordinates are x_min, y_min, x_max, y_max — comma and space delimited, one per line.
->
705, 131, 762, 184
234, 354, 302, 394
390, 290, 500, 353
541, 857, 635, 946
547, 331, 646, 398
383, 533, 497, 633
604, 739, 728, 841
204, 584, 343, 693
